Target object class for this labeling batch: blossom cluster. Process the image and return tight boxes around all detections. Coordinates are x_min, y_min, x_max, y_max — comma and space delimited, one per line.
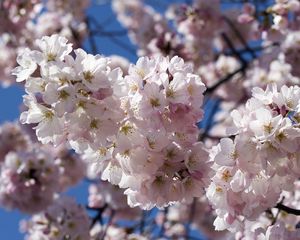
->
21, 197, 91, 240
235, 182, 300, 239
0, 0, 90, 86
199, 55, 243, 101
90, 224, 148, 240
0, 122, 85, 213
112, 0, 300, 106
97, 55, 211, 209
0, 149, 60, 213
207, 84, 300, 234
166, 0, 222, 65
112, 0, 170, 56
156, 197, 230, 239
3, 0, 300, 239
14, 34, 211, 209
88, 181, 141, 221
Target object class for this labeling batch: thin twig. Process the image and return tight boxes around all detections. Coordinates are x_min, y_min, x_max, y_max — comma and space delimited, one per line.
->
87, 16, 136, 56
185, 199, 196, 238
222, 15, 257, 59
100, 209, 116, 240
226, 42, 279, 56
204, 66, 245, 95
88, 203, 108, 229
140, 210, 147, 234
159, 207, 169, 237
221, 33, 247, 66
275, 203, 300, 216
86, 17, 98, 54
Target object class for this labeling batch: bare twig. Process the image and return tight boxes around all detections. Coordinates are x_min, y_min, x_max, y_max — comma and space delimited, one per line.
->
185, 199, 197, 238
275, 203, 300, 216
88, 204, 108, 229
204, 66, 246, 95
222, 15, 257, 59
159, 207, 169, 237
86, 17, 98, 54
87, 16, 136, 56
100, 209, 116, 240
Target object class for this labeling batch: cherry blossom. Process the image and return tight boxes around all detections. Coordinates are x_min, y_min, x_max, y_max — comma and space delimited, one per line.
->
2, 0, 300, 239
21, 197, 90, 240
207, 84, 300, 232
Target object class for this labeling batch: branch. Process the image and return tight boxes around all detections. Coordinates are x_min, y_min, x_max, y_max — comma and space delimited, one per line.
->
140, 210, 147, 234
185, 199, 196, 238
204, 65, 246, 95
100, 209, 115, 240
88, 204, 108, 229
159, 207, 169, 237
222, 15, 257, 59
221, 33, 247, 66
275, 203, 300, 216
86, 17, 98, 54
230, 42, 279, 56
87, 16, 136, 56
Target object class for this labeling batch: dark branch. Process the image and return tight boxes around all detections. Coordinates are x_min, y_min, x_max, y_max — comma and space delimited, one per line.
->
221, 33, 247, 66
185, 199, 197, 238
100, 209, 115, 240
275, 203, 300, 216
228, 42, 279, 56
140, 210, 147, 234
88, 204, 108, 229
87, 16, 136, 56
159, 207, 168, 237
86, 17, 98, 54
204, 65, 246, 95
222, 15, 257, 59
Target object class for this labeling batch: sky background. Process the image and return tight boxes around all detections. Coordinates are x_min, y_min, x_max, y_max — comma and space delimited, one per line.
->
0, 0, 269, 239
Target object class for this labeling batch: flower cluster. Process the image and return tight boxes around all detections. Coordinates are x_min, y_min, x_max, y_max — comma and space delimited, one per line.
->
207, 84, 300, 232
166, 0, 222, 65
0, 0, 89, 86
0, 149, 59, 213
268, 0, 300, 31
5, 0, 300, 239
90, 224, 148, 240
236, 182, 300, 239
112, 0, 169, 56
15, 34, 211, 209
21, 197, 90, 240
0, 0, 40, 34
156, 198, 229, 240
89, 55, 210, 209
0, 122, 30, 161
14, 34, 123, 147
88, 181, 141, 221
281, 31, 300, 78
46, 0, 90, 22
53, 145, 86, 191
0, 122, 85, 213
